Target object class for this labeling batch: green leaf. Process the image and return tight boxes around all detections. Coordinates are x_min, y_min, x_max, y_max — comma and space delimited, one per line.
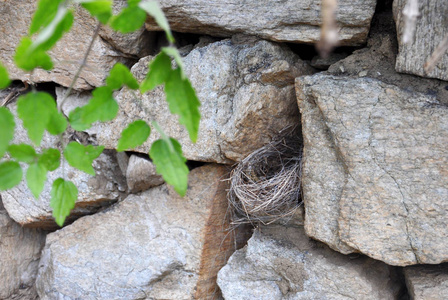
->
50, 178, 77, 227
0, 107, 15, 158
162, 47, 185, 78
17, 92, 56, 146
0, 63, 11, 89
110, 5, 146, 33
15, 37, 53, 71
77, 0, 113, 24
0, 161, 23, 191
15, 6, 73, 71
68, 86, 118, 131
8, 144, 37, 163
39, 148, 61, 171
64, 142, 104, 175
150, 138, 189, 196
117, 120, 150, 151
140, 51, 171, 93
47, 111, 67, 135
165, 68, 201, 142
139, 1, 174, 43
106, 63, 139, 90
30, 0, 65, 34
27, 162, 47, 198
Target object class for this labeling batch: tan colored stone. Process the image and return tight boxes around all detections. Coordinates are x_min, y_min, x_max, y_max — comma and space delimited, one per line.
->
36, 164, 250, 299
0, 0, 150, 90
218, 225, 401, 300
404, 264, 448, 300
393, 0, 448, 81
60, 37, 314, 163
145, 0, 376, 46
296, 74, 448, 266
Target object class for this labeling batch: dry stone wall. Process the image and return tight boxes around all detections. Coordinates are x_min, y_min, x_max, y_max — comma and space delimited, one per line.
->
1, 0, 448, 299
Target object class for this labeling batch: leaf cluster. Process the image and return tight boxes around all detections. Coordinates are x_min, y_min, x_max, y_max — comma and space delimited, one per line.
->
0, 0, 201, 226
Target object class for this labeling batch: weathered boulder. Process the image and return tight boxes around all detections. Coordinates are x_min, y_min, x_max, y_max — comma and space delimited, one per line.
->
126, 155, 164, 193
145, 0, 376, 46
36, 164, 250, 299
0, 0, 151, 90
328, 10, 448, 103
217, 225, 401, 300
1, 101, 127, 229
404, 264, 448, 300
0, 200, 46, 300
393, 0, 448, 81
296, 74, 448, 266
60, 36, 314, 163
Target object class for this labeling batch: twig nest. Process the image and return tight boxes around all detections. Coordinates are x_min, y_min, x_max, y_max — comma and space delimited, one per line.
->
228, 130, 303, 225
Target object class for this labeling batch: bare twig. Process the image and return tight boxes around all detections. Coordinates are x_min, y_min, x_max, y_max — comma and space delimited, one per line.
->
402, 0, 419, 44
59, 21, 101, 112
317, 0, 339, 58
424, 33, 448, 74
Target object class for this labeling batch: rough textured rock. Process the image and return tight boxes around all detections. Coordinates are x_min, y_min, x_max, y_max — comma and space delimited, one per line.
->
36, 164, 250, 299
60, 36, 314, 163
328, 9, 448, 104
0, 0, 151, 90
145, 0, 376, 46
393, 0, 448, 81
404, 264, 448, 300
1, 101, 127, 229
126, 155, 164, 193
218, 225, 400, 300
0, 200, 46, 300
296, 74, 448, 266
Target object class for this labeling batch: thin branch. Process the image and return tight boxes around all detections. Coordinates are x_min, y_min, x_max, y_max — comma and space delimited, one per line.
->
424, 33, 448, 74
59, 21, 102, 112
402, 0, 419, 44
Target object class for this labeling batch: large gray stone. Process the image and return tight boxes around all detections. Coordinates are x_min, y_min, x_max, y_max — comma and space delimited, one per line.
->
393, 0, 448, 81
404, 264, 448, 300
0, 200, 46, 300
60, 36, 314, 163
0, 0, 151, 90
36, 164, 249, 299
1, 101, 127, 229
145, 0, 376, 46
296, 74, 448, 266
217, 225, 400, 300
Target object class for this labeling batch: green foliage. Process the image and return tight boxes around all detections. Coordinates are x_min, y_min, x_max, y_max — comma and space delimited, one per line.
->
0, 161, 22, 191
0, 63, 11, 89
150, 138, 189, 196
0, 0, 202, 226
17, 92, 63, 146
69, 86, 118, 131
0, 108, 15, 158
117, 120, 151, 152
64, 142, 104, 175
8, 144, 37, 163
139, 1, 174, 43
76, 0, 113, 24
106, 63, 139, 90
27, 162, 47, 198
50, 178, 77, 226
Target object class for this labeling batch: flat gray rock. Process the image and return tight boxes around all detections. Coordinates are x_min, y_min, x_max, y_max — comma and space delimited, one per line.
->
296, 74, 448, 266
145, 0, 376, 46
404, 264, 448, 300
60, 37, 314, 163
394, 0, 448, 81
36, 164, 246, 299
218, 225, 400, 300
0, 202, 45, 299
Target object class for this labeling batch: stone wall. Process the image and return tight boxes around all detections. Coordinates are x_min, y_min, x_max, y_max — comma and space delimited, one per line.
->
1, 0, 448, 299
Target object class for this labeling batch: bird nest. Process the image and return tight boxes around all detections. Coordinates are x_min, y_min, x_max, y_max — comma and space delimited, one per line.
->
228, 130, 303, 225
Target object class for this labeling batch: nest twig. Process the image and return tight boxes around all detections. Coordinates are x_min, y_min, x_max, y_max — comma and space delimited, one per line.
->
228, 129, 303, 225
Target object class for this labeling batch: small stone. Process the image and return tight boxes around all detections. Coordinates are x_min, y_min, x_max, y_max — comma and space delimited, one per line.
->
404, 264, 448, 300
126, 155, 164, 193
